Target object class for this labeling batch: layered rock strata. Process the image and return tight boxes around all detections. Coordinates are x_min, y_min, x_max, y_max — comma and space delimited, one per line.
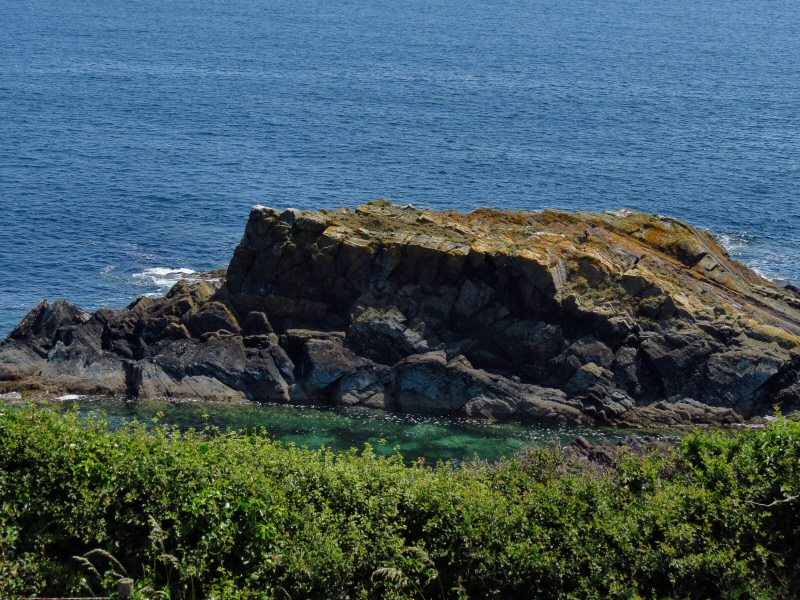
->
3, 201, 800, 427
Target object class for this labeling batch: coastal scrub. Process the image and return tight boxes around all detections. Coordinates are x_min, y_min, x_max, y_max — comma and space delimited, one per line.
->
0, 404, 798, 599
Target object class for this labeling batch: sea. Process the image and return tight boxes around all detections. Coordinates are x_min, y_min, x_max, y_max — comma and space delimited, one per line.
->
1, 0, 799, 456
2, 0, 800, 338
56, 397, 673, 463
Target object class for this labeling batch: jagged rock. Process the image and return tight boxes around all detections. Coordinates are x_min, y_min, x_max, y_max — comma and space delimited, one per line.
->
623, 398, 743, 427
0, 300, 123, 393
298, 336, 367, 392
620, 271, 652, 297
492, 320, 565, 382
149, 336, 293, 403
4, 202, 800, 428
7, 300, 91, 357
39, 339, 126, 395
133, 362, 247, 403
241, 311, 273, 336
568, 337, 615, 369
0, 343, 42, 381
639, 331, 720, 398
705, 347, 786, 411
392, 351, 462, 413
510, 386, 586, 426
346, 307, 429, 365
334, 362, 392, 408
612, 344, 661, 401
454, 279, 495, 317
394, 352, 587, 425
568, 436, 615, 465
565, 362, 612, 395
182, 301, 240, 337
785, 283, 800, 302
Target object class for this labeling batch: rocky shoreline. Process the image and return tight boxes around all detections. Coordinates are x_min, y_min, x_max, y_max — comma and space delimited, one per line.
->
3, 202, 800, 428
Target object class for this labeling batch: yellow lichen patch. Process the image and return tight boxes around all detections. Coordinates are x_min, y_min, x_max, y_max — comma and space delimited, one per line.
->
739, 318, 800, 349
516, 247, 550, 265
274, 201, 800, 339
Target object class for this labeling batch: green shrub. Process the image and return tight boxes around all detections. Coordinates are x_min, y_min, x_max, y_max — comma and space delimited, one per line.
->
0, 404, 798, 599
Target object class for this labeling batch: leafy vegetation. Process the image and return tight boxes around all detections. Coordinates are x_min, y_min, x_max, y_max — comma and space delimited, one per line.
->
0, 403, 798, 599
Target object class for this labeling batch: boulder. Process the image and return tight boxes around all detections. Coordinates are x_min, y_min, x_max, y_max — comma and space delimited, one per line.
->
242, 311, 273, 336
392, 352, 587, 425
565, 362, 612, 395
334, 363, 392, 408
182, 301, 240, 337
346, 307, 429, 365
568, 337, 614, 369
299, 336, 365, 392
133, 362, 246, 403
7, 300, 91, 357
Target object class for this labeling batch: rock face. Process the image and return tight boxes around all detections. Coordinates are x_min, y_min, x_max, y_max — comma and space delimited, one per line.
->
3, 201, 800, 427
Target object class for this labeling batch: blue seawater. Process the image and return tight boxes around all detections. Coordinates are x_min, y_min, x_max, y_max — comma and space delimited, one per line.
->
2, 0, 799, 337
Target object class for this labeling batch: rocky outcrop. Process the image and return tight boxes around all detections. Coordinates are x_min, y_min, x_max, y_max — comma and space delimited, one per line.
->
3, 201, 800, 427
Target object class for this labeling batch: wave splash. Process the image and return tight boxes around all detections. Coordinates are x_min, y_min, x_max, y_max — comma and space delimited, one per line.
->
131, 267, 199, 293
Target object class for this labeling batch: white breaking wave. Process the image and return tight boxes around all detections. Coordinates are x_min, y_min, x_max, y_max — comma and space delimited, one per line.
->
714, 232, 792, 283
132, 267, 199, 289
716, 233, 751, 254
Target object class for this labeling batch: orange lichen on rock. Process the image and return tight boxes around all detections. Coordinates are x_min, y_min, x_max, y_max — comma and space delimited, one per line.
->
260, 201, 800, 339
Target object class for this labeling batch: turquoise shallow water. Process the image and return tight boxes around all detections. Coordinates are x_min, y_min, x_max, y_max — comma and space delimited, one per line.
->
2, 0, 800, 338
61, 398, 673, 463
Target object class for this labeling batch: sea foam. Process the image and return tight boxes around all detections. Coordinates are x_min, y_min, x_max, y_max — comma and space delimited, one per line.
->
132, 267, 199, 290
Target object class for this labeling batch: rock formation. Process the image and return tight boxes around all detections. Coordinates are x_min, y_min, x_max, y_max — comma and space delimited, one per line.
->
3, 201, 800, 427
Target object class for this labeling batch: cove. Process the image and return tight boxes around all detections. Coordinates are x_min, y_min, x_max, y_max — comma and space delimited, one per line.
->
62, 398, 674, 463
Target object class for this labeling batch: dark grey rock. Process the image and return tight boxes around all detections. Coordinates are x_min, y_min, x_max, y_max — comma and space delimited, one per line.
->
346, 307, 428, 365
569, 337, 614, 369
334, 362, 392, 408
565, 362, 612, 395
182, 301, 240, 338
454, 280, 494, 317
242, 311, 273, 336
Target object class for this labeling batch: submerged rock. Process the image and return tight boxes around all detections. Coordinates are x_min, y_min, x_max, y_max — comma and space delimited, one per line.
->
3, 201, 800, 427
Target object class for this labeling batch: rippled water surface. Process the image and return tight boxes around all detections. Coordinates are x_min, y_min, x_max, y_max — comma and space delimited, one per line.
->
2, 0, 799, 336
61, 397, 669, 463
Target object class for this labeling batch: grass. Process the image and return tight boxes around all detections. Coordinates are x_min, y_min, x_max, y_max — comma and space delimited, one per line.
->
0, 403, 798, 599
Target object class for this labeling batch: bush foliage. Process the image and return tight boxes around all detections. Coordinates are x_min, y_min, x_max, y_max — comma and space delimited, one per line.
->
0, 404, 798, 599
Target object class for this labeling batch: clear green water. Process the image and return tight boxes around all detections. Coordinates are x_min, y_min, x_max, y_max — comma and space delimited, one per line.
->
63, 398, 674, 464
